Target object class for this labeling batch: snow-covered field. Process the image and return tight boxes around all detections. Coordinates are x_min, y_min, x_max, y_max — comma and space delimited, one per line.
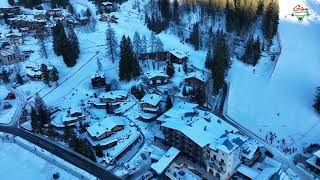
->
227, 0, 320, 154
0, 141, 77, 180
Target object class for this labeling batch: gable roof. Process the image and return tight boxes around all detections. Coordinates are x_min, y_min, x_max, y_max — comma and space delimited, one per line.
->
87, 116, 126, 138
99, 90, 128, 100
141, 94, 162, 106
145, 71, 168, 79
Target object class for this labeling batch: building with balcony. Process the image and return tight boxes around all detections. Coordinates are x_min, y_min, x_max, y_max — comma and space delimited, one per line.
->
157, 102, 260, 179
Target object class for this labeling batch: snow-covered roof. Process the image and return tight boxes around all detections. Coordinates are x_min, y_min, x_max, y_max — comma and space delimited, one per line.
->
313, 150, 320, 158
159, 103, 244, 150
0, 48, 15, 56
145, 71, 168, 79
213, 132, 247, 154
140, 94, 162, 106
69, 106, 82, 115
158, 102, 198, 121
87, 116, 125, 138
6, 32, 23, 37
165, 164, 202, 180
101, 2, 113, 6
0, 86, 9, 100
91, 72, 105, 79
99, 90, 128, 100
253, 157, 282, 180
185, 71, 207, 82
237, 164, 259, 179
242, 139, 260, 160
151, 147, 180, 174
168, 50, 187, 59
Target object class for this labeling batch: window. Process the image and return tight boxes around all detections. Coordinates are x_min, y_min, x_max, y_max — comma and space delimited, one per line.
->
213, 155, 216, 160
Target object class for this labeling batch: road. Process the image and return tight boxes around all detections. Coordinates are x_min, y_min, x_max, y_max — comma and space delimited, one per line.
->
215, 82, 310, 179
0, 126, 122, 180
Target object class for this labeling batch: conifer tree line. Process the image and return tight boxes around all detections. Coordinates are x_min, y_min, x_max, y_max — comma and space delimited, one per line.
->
242, 36, 261, 66
205, 30, 231, 94
118, 36, 141, 81
145, 0, 279, 49
52, 22, 80, 67
16, 0, 69, 9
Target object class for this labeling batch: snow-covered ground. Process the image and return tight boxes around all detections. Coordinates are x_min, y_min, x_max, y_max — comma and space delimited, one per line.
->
0, 141, 77, 180
227, 0, 320, 155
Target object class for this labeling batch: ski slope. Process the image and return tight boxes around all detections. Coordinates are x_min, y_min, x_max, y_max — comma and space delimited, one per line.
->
227, 0, 320, 154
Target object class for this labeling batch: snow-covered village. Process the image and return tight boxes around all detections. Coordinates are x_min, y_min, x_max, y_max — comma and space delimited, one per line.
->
0, 0, 320, 179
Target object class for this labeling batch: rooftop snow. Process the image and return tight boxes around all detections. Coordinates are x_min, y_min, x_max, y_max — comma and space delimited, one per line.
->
158, 102, 198, 121
185, 71, 207, 82
151, 147, 180, 174
237, 164, 259, 179
242, 139, 260, 160
91, 72, 105, 79
0, 86, 9, 100
145, 71, 168, 79
159, 103, 243, 150
140, 94, 162, 106
87, 116, 125, 137
99, 90, 128, 100
313, 150, 320, 158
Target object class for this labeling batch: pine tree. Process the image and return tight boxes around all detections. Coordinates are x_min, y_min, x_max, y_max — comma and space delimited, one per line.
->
133, 32, 141, 54
253, 38, 261, 66
189, 22, 200, 50
141, 35, 147, 53
195, 88, 206, 106
166, 61, 175, 77
212, 36, 231, 94
263, 0, 279, 42
67, 26, 80, 59
242, 36, 261, 66
95, 145, 104, 158
159, 0, 171, 23
42, 71, 50, 85
205, 49, 213, 69
1, 69, 10, 83
165, 95, 173, 111
313, 87, 320, 113
31, 108, 40, 133
172, 0, 180, 24
8, 0, 15, 6
149, 32, 157, 53
37, 31, 48, 59
49, 67, 59, 82
106, 24, 118, 63
16, 73, 24, 85
52, 22, 67, 56
182, 86, 187, 96
225, 0, 236, 32
119, 36, 131, 81
127, 37, 140, 79
34, 94, 50, 129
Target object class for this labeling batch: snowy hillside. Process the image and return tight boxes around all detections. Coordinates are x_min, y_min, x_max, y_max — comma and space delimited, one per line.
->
0, 141, 76, 180
227, 0, 320, 154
